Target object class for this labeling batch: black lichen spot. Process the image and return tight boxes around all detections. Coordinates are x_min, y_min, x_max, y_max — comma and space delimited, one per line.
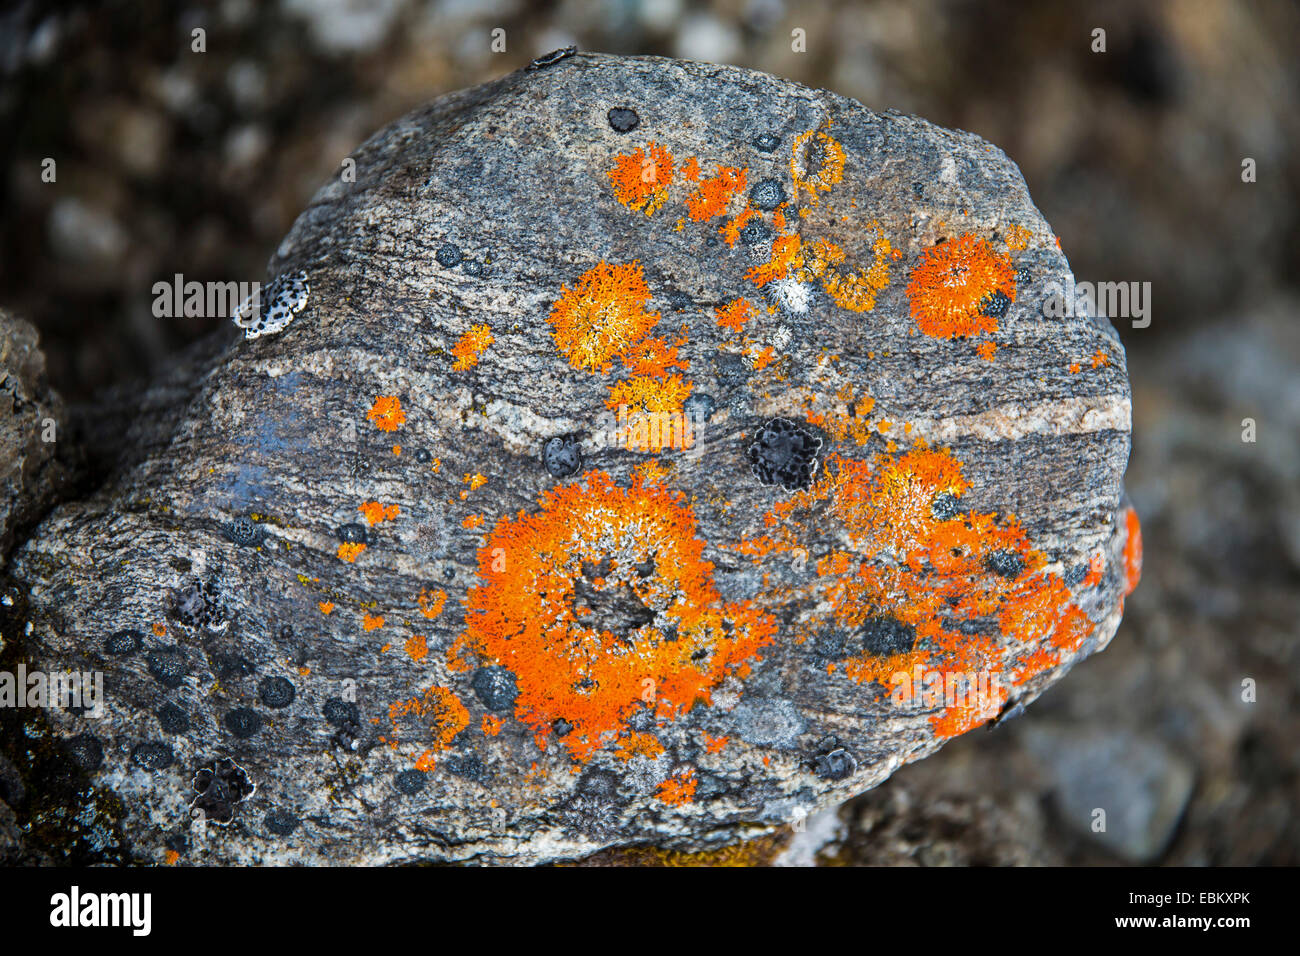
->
529, 46, 576, 70
811, 738, 857, 781
216, 655, 255, 682
740, 218, 774, 246
860, 616, 916, 656
1015, 267, 1031, 285
714, 352, 750, 389
147, 649, 188, 689
911, 182, 925, 198
265, 807, 300, 836
337, 522, 368, 544
414, 447, 432, 463
542, 435, 582, 479
394, 769, 427, 795
223, 707, 263, 739
105, 629, 142, 655
258, 676, 296, 709
471, 666, 518, 713
753, 132, 780, 152
607, 107, 640, 133
173, 577, 228, 632
435, 242, 462, 268
746, 417, 822, 491
552, 718, 573, 737
750, 178, 787, 211
462, 259, 484, 277
223, 515, 264, 547
278, 624, 294, 641
131, 741, 174, 771
191, 758, 253, 825
444, 753, 487, 782
979, 290, 1012, 320
323, 698, 359, 727
810, 629, 849, 663
683, 392, 717, 424
931, 492, 962, 521
666, 290, 694, 311
65, 733, 103, 773
985, 549, 1025, 580
157, 702, 191, 735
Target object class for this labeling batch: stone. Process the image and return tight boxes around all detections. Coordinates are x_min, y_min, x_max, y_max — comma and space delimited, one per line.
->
0, 53, 1136, 865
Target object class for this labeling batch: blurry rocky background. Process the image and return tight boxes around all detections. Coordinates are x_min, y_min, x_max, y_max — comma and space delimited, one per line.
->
1, 0, 1296, 864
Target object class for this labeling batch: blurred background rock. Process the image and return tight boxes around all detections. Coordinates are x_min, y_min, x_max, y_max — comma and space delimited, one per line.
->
0, 0, 1295, 864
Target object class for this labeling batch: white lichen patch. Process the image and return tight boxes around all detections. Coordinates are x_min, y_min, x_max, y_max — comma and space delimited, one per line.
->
233, 270, 310, 339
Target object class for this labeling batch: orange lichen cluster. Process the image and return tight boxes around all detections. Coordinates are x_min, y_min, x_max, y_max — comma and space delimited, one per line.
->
905, 235, 1016, 338
743, 443, 1097, 739
458, 471, 775, 761
790, 128, 846, 204
337, 543, 366, 563
621, 335, 689, 377
1004, 224, 1032, 251
548, 261, 662, 373
319, 601, 335, 615
388, 685, 470, 753
685, 166, 747, 222
801, 230, 899, 313
801, 383, 877, 447
359, 501, 400, 525
367, 395, 405, 432
746, 233, 803, 287
451, 324, 494, 371
655, 768, 698, 805
362, 612, 384, 631
405, 633, 428, 662
608, 142, 675, 215
1123, 505, 1143, 597
417, 587, 447, 619
714, 297, 755, 334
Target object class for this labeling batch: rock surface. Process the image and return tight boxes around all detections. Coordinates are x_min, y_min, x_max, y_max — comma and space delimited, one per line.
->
0, 53, 1136, 865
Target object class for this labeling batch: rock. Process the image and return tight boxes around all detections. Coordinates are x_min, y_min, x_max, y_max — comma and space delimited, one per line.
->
1, 53, 1135, 865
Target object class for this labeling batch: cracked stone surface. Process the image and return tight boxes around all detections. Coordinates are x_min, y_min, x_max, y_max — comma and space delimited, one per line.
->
0, 53, 1135, 865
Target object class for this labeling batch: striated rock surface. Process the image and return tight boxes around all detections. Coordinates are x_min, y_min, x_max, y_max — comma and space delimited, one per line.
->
0, 53, 1137, 865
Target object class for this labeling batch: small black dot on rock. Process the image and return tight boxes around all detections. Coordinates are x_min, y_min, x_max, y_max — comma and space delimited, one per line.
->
258, 676, 296, 709
147, 649, 188, 689
65, 733, 104, 773
323, 698, 359, 727
224, 707, 263, 739
985, 549, 1025, 580
812, 742, 858, 781
607, 107, 640, 133
529, 46, 577, 70
753, 132, 780, 152
415, 447, 432, 463
105, 629, 143, 655
750, 178, 787, 211
131, 741, 174, 771
224, 516, 264, 547
980, 290, 1012, 320
265, 807, 300, 836
435, 243, 463, 268
931, 492, 962, 521
746, 417, 822, 491
157, 702, 191, 735
471, 666, 519, 713
462, 259, 484, 277
395, 769, 427, 794
860, 616, 916, 657
542, 436, 582, 479
740, 219, 774, 245
337, 522, 368, 544
682, 392, 717, 423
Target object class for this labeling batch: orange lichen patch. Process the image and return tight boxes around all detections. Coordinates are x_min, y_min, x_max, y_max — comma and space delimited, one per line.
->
392, 444, 402, 455
367, 395, 405, 432
417, 587, 448, 619
465, 473, 488, 491
634, 459, 674, 486
451, 324, 495, 371
685, 165, 747, 222
800, 230, 895, 313
1004, 224, 1032, 251
388, 685, 470, 751
359, 501, 400, 526
743, 443, 1097, 739
461, 471, 775, 761
405, 633, 428, 662
337, 543, 366, 563
656, 768, 698, 805
608, 142, 674, 215
702, 732, 729, 754
621, 335, 689, 377
746, 233, 803, 287
715, 297, 755, 333
906, 235, 1016, 338
720, 205, 760, 247
1123, 506, 1143, 597
606, 372, 692, 418
750, 346, 777, 371
790, 129, 846, 204
362, 612, 385, 631
803, 385, 877, 447
1090, 349, 1110, 369
482, 714, 504, 736
1069, 362, 1082, 374
548, 261, 662, 372
152, 622, 166, 638
615, 731, 666, 762
975, 341, 998, 361
414, 750, 437, 772
164, 849, 180, 865
319, 601, 335, 615
463, 514, 484, 530
681, 156, 701, 182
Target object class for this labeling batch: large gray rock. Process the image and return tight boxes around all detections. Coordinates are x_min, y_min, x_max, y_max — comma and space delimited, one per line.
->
0, 52, 1136, 865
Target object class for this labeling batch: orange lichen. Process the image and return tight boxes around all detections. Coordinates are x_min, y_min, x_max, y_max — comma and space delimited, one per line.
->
746, 233, 803, 287
362, 612, 385, 631
906, 235, 1016, 338
1091, 349, 1110, 368
461, 471, 775, 761
608, 142, 674, 215
720, 205, 760, 246
482, 714, 504, 736
655, 768, 698, 805
463, 514, 483, 530
976, 341, 998, 360
685, 166, 747, 222
451, 324, 495, 371
621, 335, 689, 377
405, 633, 428, 662
681, 156, 701, 182
1123, 506, 1143, 597
702, 732, 729, 754
337, 543, 366, 563
750, 346, 777, 371
1069, 362, 1082, 374
548, 261, 662, 373
715, 298, 755, 333
359, 501, 400, 525
367, 395, 406, 432
389, 685, 470, 751
152, 622, 166, 638
465, 473, 488, 491
791, 129, 846, 204
417, 587, 447, 619
800, 230, 895, 313
319, 601, 335, 615
414, 750, 436, 772
1004, 224, 1032, 250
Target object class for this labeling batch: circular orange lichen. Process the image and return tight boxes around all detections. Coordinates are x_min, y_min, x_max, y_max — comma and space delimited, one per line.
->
367, 395, 406, 431
905, 235, 1016, 338
790, 129, 846, 204
608, 142, 675, 215
462, 471, 775, 761
548, 261, 662, 373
